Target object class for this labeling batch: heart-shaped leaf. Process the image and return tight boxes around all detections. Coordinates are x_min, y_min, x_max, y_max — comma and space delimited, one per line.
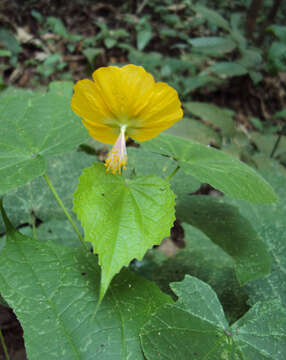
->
73, 163, 176, 301
140, 276, 286, 360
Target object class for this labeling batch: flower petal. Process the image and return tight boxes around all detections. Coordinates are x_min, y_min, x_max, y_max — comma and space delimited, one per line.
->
71, 79, 110, 121
71, 79, 121, 143
83, 121, 119, 144
92, 65, 155, 123
128, 82, 183, 141
71, 64, 183, 146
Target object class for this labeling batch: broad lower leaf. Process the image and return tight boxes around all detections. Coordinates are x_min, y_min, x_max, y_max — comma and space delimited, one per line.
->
0, 204, 172, 360
0, 151, 95, 232
0, 83, 89, 195
232, 300, 286, 359
140, 276, 286, 360
176, 195, 271, 285
73, 163, 176, 301
142, 134, 277, 203
135, 223, 248, 323
184, 101, 235, 136
225, 166, 286, 306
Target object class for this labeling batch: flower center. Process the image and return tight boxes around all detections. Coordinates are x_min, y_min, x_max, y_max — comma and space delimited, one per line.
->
105, 125, 128, 175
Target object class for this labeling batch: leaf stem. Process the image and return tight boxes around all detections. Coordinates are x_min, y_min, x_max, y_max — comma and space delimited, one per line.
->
42, 173, 88, 251
167, 165, 180, 182
0, 328, 10, 360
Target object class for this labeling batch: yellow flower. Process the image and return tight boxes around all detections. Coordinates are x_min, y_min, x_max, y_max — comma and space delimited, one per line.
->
71, 64, 183, 174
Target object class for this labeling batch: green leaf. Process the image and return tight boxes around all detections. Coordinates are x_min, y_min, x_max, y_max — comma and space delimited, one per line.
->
268, 25, 286, 42
142, 134, 277, 203
82, 48, 102, 65
46, 16, 68, 38
176, 195, 271, 285
230, 28, 247, 50
126, 147, 176, 178
225, 167, 286, 306
137, 28, 153, 51
126, 147, 201, 197
248, 117, 264, 131
188, 37, 236, 55
0, 27, 21, 55
249, 70, 263, 84
274, 108, 286, 119
167, 117, 222, 147
73, 163, 176, 301
141, 276, 286, 360
48, 80, 74, 97
0, 85, 89, 195
203, 62, 248, 77
0, 86, 34, 98
31, 10, 43, 23
233, 300, 286, 359
193, 4, 231, 31
137, 222, 248, 323
239, 49, 262, 68
0, 207, 172, 359
184, 101, 235, 136
0, 151, 95, 232
37, 53, 63, 77
104, 37, 117, 49
13, 219, 82, 248
251, 132, 286, 157
267, 42, 286, 74
0, 49, 12, 57
181, 75, 221, 94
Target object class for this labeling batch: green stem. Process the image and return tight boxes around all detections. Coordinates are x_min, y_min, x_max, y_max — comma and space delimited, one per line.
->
42, 173, 88, 251
270, 134, 281, 158
167, 165, 180, 182
271, 124, 286, 158
0, 328, 10, 360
